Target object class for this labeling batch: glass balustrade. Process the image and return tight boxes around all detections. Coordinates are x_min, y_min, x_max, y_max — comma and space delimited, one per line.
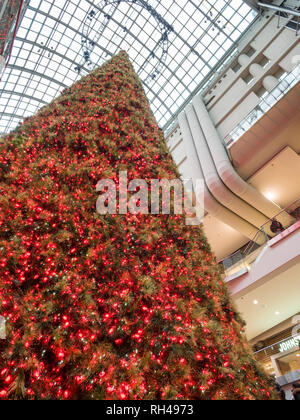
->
225, 65, 300, 146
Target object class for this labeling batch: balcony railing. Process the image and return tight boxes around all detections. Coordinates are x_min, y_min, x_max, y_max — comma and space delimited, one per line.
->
220, 197, 300, 275
224, 64, 300, 146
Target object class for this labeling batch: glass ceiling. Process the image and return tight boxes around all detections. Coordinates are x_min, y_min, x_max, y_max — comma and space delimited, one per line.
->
0, 0, 257, 136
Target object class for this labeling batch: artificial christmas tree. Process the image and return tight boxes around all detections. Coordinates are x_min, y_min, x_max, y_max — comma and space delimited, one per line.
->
0, 51, 277, 400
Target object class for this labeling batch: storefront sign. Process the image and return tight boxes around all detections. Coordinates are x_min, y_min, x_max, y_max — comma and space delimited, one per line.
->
279, 336, 300, 353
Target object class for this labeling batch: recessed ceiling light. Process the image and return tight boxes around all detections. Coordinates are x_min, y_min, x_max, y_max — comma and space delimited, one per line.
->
275, 311, 280, 315
253, 300, 259, 305
264, 191, 276, 201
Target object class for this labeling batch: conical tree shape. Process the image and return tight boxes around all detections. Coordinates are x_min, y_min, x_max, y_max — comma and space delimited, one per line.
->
0, 52, 277, 400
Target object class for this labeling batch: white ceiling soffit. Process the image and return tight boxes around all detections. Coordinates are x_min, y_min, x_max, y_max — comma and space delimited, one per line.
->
235, 257, 300, 341
249, 146, 300, 210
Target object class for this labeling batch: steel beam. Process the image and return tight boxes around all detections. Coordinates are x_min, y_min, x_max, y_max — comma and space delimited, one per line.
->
257, 2, 300, 18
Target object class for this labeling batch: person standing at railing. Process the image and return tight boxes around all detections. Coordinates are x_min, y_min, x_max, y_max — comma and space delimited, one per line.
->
270, 218, 284, 234
292, 383, 300, 401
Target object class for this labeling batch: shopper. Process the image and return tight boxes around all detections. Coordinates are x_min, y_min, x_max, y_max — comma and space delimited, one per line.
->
270, 218, 284, 234
292, 383, 300, 401
276, 383, 286, 401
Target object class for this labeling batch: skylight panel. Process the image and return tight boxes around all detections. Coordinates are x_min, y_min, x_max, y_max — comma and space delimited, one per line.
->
39, 0, 51, 14
0, 0, 257, 135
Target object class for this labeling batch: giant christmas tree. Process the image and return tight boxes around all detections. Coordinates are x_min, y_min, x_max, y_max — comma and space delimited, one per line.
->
0, 52, 277, 400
